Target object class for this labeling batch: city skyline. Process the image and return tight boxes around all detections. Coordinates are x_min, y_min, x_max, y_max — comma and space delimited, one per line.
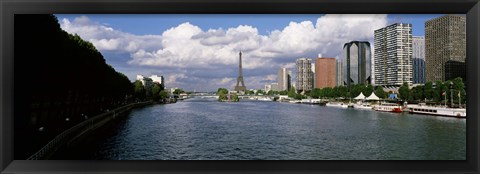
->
55, 14, 445, 91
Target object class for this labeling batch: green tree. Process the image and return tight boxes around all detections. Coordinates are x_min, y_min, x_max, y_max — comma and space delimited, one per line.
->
288, 86, 296, 98
231, 93, 239, 102
151, 83, 162, 101
173, 88, 185, 95
398, 82, 411, 101
336, 86, 349, 98
411, 86, 424, 101
133, 80, 146, 100
217, 88, 229, 95
217, 88, 229, 101
433, 81, 446, 102
364, 84, 374, 96
424, 81, 434, 100
452, 77, 466, 104
374, 86, 387, 99
310, 88, 321, 99
256, 89, 265, 95
159, 91, 169, 100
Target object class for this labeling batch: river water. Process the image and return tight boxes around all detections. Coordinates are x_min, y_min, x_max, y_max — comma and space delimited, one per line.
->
63, 97, 466, 160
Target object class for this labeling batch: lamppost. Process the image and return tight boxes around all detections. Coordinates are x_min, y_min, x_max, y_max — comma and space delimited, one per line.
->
449, 82, 454, 108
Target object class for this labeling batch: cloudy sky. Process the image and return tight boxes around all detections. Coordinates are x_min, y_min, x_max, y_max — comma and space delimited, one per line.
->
55, 14, 442, 92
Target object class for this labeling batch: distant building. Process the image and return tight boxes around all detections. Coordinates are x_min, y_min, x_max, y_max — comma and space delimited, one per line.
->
136, 74, 153, 89
336, 59, 343, 86
315, 58, 337, 89
374, 23, 413, 85
412, 36, 426, 84
264, 84, 272, 93
136, 74, 153, 97
444, 60, 466, 81
425, 15, 466, 82
311, 63, 316, 88
150, 75, 164, 85
277, 67, 291, 91
342, 41, 372, 86
412, 58, 426, 84
296, 58, 313, 93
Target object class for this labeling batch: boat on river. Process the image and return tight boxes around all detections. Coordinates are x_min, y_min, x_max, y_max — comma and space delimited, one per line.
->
353, 103, 373, 110
373, 103, 402, 113
407, 104, 466, 118
326, 102, 349, 108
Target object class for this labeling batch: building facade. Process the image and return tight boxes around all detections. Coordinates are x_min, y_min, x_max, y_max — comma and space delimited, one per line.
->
342, 41, 372, 86
150, 75, 164, 85
374, 23, 413, 85
336, 59, 343, 86
315, 58, 337, 89
425, 15, 466, 82
277, 67, 291, 91
412, 36, 426, 84
296, 58, 313, 93
412, 58, 426, 84
444, 60, 466, 82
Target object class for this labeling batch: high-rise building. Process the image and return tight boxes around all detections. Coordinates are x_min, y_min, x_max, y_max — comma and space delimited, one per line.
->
425, 15, 466, 82
412, 36, 426, 84
296, 58, 313, 93
336, 59, 343, 86
342, 41, 372, 86
412, 58, 426, 84
315, 58, 337, 89
374, 23, 413, 85
277, 67, 291, 91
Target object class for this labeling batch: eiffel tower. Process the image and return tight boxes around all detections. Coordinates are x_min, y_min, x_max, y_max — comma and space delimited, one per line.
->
234, 51, 247, 92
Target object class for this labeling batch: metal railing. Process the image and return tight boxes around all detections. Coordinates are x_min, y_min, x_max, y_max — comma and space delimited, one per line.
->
27, 101, 152, 160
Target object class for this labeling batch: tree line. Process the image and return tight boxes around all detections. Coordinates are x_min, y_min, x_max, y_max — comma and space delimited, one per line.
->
15, 14, 136, 159
257, 77, 465, 104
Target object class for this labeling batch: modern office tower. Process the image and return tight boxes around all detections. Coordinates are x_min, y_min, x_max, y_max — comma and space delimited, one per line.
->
445, 60, 466, 82
277, 67, 291, 91
296, 58, 313, 93
412, 36, 426, 84
412, 58, 426, 84
374, 23, 413, 85
315, 58, 337, 88
425, 15, 466, 82
336, 59, 343, 86
342, 41, 372, 86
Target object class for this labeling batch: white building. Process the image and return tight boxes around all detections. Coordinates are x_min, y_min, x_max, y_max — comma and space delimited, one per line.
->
277, 67, 291, 91
295, 58, 313, 92
150, 75, 164, 85
374, 23, 413, 85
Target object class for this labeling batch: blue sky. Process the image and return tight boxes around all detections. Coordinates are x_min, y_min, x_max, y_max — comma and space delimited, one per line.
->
54, 14, 446, 92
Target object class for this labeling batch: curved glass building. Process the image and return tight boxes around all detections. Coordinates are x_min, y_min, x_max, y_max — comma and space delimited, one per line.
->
341, 41, 372, 86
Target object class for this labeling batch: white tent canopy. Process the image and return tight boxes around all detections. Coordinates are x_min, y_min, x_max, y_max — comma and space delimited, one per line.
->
366, 93, 381, 100
354, 92, 366, 100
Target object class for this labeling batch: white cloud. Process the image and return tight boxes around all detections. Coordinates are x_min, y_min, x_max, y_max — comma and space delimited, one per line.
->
59, 14, 388, 90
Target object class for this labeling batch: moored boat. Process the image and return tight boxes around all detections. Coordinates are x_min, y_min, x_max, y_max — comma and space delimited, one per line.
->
326, 102, 349, 108
353, 103, 373, 110
407, 104, 466, 118
373, 103, 402, 113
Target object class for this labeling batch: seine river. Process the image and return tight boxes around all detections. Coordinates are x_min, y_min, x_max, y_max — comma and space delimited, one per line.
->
60, 97, 466, 160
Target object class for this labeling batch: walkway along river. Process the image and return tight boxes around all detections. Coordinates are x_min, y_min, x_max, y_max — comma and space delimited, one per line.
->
55, 97, 466, 160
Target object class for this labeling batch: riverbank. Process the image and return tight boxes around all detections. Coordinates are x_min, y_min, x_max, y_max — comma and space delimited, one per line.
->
28, 101, 154, 160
